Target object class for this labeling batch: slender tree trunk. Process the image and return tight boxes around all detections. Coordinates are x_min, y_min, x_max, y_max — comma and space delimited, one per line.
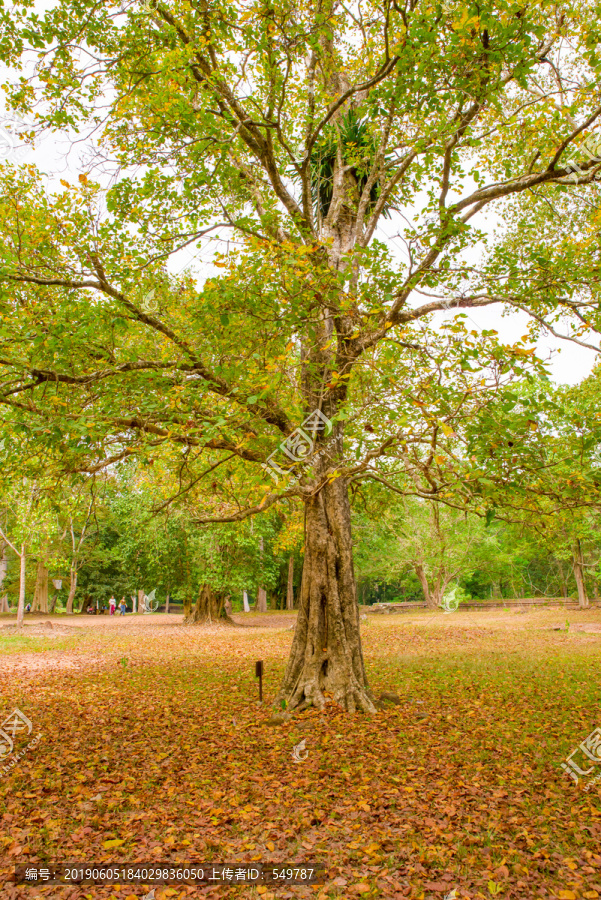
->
16, 545, 25, 631
286, 555, 295, 610
165, 591, 170, 614
137, 589, 145, 615
573, 539, 589, 608
0, 542, 8, 613
276, 476, 375, 713
49, 591, 59, 614
415, 564, 437, 609
184, 584, 235, 624
31, 561, 40, 612
257, 537, 267, 612
66, 563, 77, 614
558, 560, 569, 599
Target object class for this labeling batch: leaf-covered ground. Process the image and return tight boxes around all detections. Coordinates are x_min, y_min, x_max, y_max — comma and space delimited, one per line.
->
1, 607, 601, 899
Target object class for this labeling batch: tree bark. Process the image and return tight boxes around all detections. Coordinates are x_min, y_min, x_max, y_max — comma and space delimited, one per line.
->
16, 545, 25, 630
66, 563, 77, 613
276, 476, 375, 713
0, 542, 8, 614
32, 559, 49, 613
257, 537, 267, 612
184, 584, 236, 625
286, 555, 295, 610
573, 538, 589, 608
415, 564, 438, 609
557, 560, 569, 599
137, 589, 145, 615
165, 592, 170, 614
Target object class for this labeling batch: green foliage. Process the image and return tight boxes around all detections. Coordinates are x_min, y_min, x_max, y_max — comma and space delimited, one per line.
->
310, 109, 392, 220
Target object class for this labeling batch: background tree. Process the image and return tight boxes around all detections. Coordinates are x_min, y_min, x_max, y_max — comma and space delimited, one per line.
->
0, 477, 52, 628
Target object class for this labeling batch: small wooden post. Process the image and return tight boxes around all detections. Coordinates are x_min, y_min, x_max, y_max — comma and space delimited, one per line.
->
255, 660, 264, 702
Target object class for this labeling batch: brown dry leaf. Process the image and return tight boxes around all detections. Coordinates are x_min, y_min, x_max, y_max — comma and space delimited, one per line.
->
4, 609, 601, 900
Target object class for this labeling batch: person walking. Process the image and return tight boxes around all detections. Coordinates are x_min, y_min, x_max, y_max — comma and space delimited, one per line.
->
119, 597, 127, 616
109, 596, 116, 615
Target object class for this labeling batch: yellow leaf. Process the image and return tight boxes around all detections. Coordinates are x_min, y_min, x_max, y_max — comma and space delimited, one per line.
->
558, 892, 577, 900
266, 841, 275, 851
102, 838, 125, 849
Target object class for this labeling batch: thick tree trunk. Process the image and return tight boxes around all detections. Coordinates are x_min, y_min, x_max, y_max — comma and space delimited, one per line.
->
286, 555, 295, 610
32, 560, 49, 613
16, 546, 25, 630
66, 564, 77, 613
184, 584, 235, 625
243, 590, 250, 612
573, 539, 589, 608
276, 477, 375, 713
137, 589, 145, 615
415, 564, 438, 609
431, 585, 444, 608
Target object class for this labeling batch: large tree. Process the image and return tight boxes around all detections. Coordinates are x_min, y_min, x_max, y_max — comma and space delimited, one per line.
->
1, 0, 600, 710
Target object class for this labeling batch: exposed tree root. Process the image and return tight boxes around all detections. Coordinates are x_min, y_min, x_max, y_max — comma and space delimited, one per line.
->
183, 584, 237, 626
275, 473, 376, 715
